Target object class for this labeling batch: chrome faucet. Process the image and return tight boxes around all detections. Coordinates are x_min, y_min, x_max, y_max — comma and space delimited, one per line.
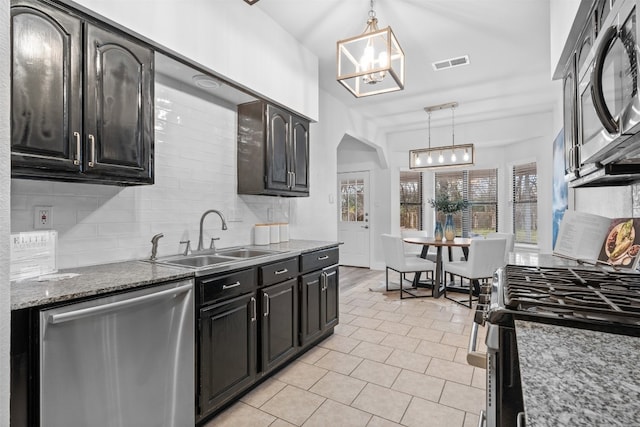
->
150, 233, 164, 261
197, 210, 228, 252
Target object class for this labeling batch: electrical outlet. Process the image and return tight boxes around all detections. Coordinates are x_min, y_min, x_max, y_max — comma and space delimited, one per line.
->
34, 206, 53, 229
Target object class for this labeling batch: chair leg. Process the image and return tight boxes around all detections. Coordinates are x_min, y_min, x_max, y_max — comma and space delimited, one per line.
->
468, 277, 473, 308
385, 267, 389, 292
400, 271, 404, 300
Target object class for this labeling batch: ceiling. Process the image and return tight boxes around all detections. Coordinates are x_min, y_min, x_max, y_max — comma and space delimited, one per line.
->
254, 0, 558, 140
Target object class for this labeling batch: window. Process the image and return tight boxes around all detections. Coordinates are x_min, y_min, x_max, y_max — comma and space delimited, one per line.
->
340, 177, 365, 222
513, 162, 537, 244
434, 169, 498, 237
400, 171, 422, 230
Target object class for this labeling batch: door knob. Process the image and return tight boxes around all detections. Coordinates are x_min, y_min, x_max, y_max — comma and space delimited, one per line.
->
361, 225, 369, 229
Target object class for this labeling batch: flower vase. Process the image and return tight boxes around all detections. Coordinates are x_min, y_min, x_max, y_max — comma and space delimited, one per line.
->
434, 221, 443, 241
444, 214, 455, 241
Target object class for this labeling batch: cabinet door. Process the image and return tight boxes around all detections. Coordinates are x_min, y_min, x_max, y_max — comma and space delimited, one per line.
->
290, 115, 310, 194
260, 278, 298, 373
265, 104, 291, 191
11, 0, 82, 175
300, 271, 324, 346
199, 293, 257, 417
322, 266, 340, 330
84, 23, 154, 183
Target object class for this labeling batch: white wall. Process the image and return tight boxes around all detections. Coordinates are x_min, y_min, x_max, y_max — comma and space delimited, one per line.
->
0, 0, 10, 421
72, 0, 319, 121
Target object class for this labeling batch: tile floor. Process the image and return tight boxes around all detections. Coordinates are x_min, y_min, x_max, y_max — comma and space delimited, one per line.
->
204, 267, 487, 427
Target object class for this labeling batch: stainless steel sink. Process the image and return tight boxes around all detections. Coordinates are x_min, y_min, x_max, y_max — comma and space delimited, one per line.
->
161, 255, 236, 268
215, 248, 277, 258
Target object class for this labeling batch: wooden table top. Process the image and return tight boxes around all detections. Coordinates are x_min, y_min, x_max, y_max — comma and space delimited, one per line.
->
403, 236, 473, 247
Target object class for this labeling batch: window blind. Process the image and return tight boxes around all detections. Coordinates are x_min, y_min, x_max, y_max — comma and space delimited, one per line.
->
513, 162, 537, 244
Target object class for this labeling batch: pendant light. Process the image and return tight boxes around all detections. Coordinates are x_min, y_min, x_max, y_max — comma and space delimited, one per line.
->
336, 0, 405, 97
409, 102, 475, 170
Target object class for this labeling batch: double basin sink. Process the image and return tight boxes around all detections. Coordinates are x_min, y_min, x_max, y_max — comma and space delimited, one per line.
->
151, 247, 292, 275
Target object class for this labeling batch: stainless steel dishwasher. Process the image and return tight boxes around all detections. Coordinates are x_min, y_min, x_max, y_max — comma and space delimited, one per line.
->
39, 279, 194, 427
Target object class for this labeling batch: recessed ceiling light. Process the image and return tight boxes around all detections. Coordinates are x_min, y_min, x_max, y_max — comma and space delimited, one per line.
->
432, 55, 470, 71
192, 74, 221, 89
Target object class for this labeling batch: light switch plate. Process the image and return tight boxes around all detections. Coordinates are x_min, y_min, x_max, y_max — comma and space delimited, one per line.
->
34, 206, 53, 229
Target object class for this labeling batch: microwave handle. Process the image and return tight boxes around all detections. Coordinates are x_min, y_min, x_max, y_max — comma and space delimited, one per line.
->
590, 25, 620, 135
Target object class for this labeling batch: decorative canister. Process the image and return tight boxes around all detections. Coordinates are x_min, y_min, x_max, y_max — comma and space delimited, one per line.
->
270, 224, 280, 244
444, 214, 455, 241
434, 222, 444, 241
279, 223, 289, 242
254, 224, 270, 245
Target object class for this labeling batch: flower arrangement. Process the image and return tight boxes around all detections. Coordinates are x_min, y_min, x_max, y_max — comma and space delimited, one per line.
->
428, 193, 468, 214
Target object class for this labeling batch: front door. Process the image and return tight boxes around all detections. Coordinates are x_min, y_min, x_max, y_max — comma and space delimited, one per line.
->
338, 171, 370, 267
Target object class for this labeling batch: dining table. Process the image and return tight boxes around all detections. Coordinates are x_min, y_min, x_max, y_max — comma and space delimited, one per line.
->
402, 236, 473, 298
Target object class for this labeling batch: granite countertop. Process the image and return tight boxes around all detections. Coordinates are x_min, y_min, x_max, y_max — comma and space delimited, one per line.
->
515, 320, 640, 426
11, 239, 339, 310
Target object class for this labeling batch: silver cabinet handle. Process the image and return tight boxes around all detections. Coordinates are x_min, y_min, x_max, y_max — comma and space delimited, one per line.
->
250, 297, 256, 322
321, 272, 327, 291
275, 268, 288, 275
516, 412, 526, 427
477, 410, 486, 427
263, 293, 270, 317
324, 270, 337, 278
49, 283, 192, 324
318, 255, 329, 260
88, 134, 96, 167
73, 131, 81, 165
222, 281, 241, 290
291, 171, 296, 187
467, 322, 487, 368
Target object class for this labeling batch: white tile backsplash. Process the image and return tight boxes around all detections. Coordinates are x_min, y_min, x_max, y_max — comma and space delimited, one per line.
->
11, 79, 293, 269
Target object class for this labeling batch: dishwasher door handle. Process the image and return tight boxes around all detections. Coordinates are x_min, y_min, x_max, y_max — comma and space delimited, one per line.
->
48, 283, 192, 324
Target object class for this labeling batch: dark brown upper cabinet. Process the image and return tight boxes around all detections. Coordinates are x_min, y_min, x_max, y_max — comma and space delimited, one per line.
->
237, 101, 309, 196
10, 0, 154, 185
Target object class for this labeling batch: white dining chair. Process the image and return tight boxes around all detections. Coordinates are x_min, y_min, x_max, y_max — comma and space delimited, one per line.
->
443, 238, 506, 308
381, 234, 436, 299
485, 232, 515, 264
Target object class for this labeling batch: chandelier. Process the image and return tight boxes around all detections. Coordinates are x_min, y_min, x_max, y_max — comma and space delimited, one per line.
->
409, 102, 475, 169
336, 0, 405, 97
243, 0, 259, 4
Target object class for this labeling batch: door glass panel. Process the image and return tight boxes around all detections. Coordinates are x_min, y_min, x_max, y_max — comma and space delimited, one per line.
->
12, 13, 67, 155
340, 178, 365, 222
98, 46, 142, 166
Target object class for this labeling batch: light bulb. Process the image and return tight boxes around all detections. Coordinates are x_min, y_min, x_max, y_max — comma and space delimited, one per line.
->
438, 152, 444, 163
451, 152, 457, 162
427, 153, 433, 164
415, 155, 421, 166
463, 149, 469, 161
360, 45, 374, 71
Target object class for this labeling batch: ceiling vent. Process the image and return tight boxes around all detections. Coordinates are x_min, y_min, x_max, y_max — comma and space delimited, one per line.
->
432, 55, 470, 71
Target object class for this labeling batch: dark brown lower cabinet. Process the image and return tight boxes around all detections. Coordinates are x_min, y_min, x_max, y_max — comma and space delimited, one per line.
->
198, 292, 257, 418
300, 265, 339, 347
260, 278, 299, 373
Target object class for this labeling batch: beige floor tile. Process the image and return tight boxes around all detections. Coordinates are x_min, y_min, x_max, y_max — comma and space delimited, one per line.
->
350, 341, 395, 363
350, 359, 401, 387
274, 361, 328, 390
317, 334, 361, 353
451, 313, 473, 324
297, 346, 330, 365
439, 381, 485, 414
394, 305, 427, 316
400, 314, 435, 329
366, 416, 404, 427
350, 306, 380, 318
426, 358, 474, 385
308, 370, 367, 405
442, 332, 470, 348
350, 317, 384, 330
391, 369, 445, 403
334, 323, 358, 336
464, 411, 481, 427
260, 385, 325, 426
314, 350, 363, 375
401, 396, 466, 427
415, 340, 457, 361
240, 378, 287, 408
340, 313, 357, 324
379, 333, 420, 352
431, 319, 466, 334
340, 304, 355, 314
271, 419, 297, 427
350, 298, 378, 308
350, 327, 388, 344
302, 399, 372, 427
453, 347, 469, 365
206, 401, 276, 427
351, 383, 412, 423
374, 311, 406, 323
422, 310, 454, 322
407, 326, 445, 343
371, 301, 400, 312
376, 320, 412, 336
385, 349, 431, 373
471, 368, 486, 389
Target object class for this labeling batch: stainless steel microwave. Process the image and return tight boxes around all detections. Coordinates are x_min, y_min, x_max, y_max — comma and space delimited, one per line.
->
578, 0, 640, 166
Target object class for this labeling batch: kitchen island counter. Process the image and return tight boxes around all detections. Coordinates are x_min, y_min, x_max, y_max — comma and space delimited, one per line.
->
11, 239, 340, 310
515, 320, 640, 426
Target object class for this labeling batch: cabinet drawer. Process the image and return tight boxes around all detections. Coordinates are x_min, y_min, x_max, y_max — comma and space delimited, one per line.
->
199, 268, 256, 305
259, 258, 298, 287
300, 247, 339, 274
